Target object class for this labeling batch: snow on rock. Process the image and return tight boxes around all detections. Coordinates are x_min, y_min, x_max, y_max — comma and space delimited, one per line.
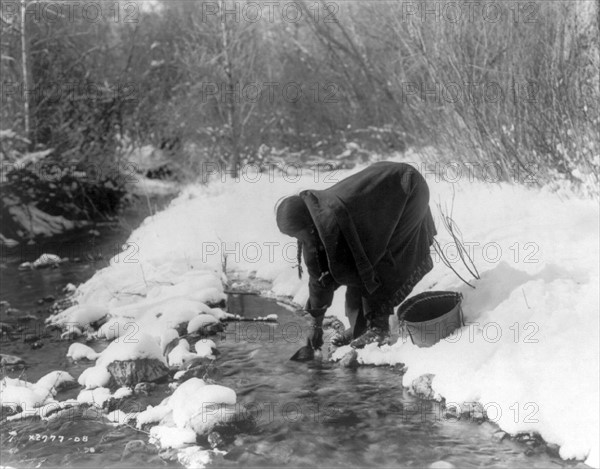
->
39, 399, 87, 420
174, 357, 218, 383
78, 366, 111, 389
107, 359, 170, 387
0, 373, 77, 417
47, 304, 107, 329
124, 144, 168, 174
0, 354, 25, 366
137, 378, 236, 438
168, 378, 206, 417
170, 379, 237, 433
408, 374, 441, 401
194, 339, 217, 359
167, 339, 217, 367
149, 425, 197, 449
189, 288, 225, 306
177, 446, 220, 468
35, 371, 76, 394
330, 345, 353, 363
428, 462, 456, 469
67, 343, 100, 361
167, 339, 197, 367
77, 387, 112, 406
46, 266, 225, 344
96, 332, 169, 386
97, 333, 166, 367
338, 348, 359, 369
187, 314, 218, 334
1, 377, 34, 389
112, 297, 212, 326
127, 175, 179, 197
107, 409, 138, 425
113, 387, 133, 399
136, 404, 172, 429
97, 318, 131, 341
173, 371, 187, 381
60, 327, 82, 340
32, 253, 63, 268
160, 329, 180, 353
0, 382, 52, 410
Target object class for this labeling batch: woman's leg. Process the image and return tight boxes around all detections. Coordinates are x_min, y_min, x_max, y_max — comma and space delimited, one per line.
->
344, 286, 360, 331
345, 287, 368, 338
330, 287, 367, 346
350, 298, 393, 349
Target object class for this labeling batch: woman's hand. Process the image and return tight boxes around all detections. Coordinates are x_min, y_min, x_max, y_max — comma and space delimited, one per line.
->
303, 299, 326, 350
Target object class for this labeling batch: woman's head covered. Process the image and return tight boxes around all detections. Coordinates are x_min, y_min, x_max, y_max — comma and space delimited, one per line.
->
275, 195, 313, 237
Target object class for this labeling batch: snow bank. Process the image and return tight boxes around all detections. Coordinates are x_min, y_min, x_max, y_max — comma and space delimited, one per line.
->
50, 154, 598, 467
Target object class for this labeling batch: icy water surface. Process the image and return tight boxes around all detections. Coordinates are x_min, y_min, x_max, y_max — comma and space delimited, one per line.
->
0, 234, 583, 468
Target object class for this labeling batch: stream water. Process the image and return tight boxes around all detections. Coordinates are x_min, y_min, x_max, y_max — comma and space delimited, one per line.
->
0, 208, 581, 468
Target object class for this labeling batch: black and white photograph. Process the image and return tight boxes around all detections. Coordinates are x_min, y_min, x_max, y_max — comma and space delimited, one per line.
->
0, 1, 598, 468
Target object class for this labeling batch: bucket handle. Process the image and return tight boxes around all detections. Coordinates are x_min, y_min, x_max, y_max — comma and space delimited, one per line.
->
401, 318, 416, 345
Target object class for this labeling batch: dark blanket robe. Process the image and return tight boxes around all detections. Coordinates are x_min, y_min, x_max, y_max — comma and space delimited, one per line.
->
300, 161, 436, 312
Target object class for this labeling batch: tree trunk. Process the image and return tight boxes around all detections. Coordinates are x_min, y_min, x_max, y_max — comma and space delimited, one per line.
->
20, 0, 31, 145
220, 0, 240, 178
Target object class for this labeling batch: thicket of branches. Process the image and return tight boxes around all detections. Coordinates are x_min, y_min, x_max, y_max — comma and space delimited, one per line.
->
1, 0, 598, 184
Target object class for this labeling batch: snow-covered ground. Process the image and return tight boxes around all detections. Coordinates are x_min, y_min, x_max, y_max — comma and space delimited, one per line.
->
36, 153, 599, 467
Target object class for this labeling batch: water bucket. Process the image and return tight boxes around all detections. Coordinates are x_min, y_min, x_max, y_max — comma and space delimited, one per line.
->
397, 291, 464, 347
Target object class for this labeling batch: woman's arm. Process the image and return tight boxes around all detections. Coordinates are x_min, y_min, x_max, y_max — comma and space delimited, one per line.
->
306, 273, 336, 314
